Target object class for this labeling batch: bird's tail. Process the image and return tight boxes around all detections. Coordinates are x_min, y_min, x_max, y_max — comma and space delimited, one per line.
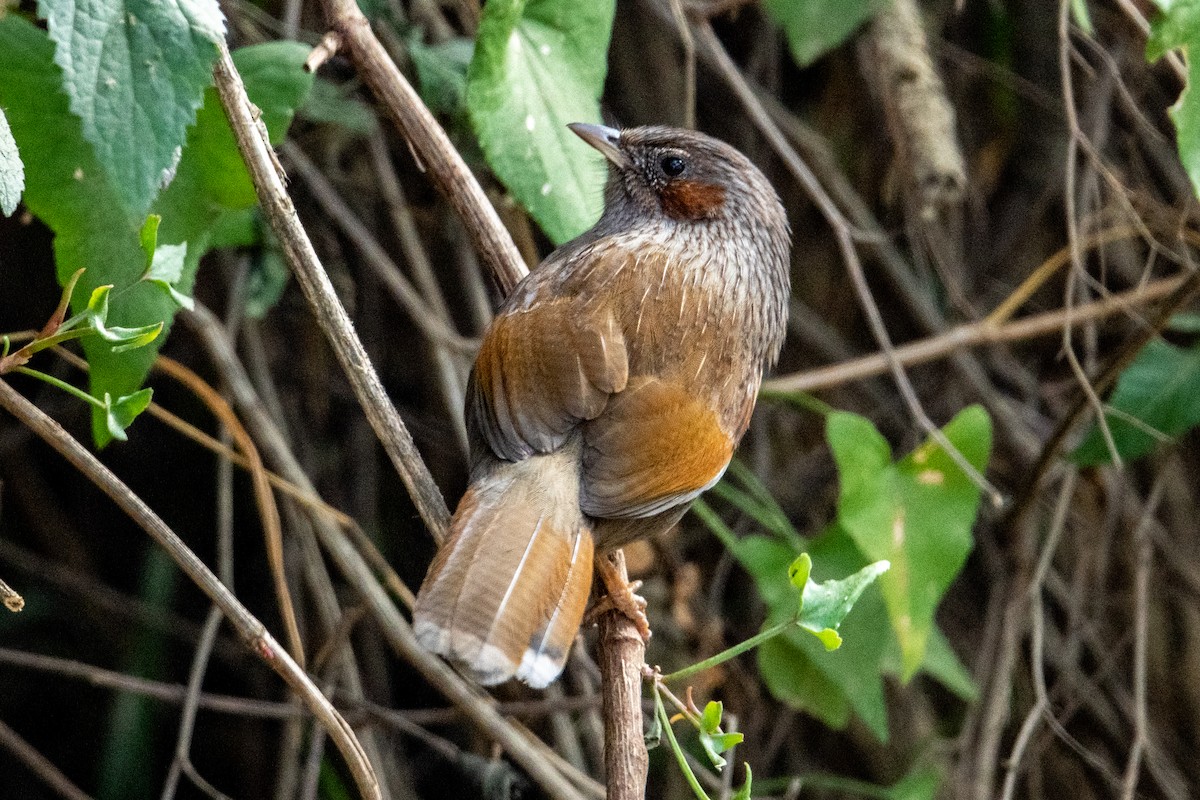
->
413, 448, 594, 688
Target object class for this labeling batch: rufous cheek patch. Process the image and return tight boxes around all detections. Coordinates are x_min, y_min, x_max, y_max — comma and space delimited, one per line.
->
660, 179, 727, 221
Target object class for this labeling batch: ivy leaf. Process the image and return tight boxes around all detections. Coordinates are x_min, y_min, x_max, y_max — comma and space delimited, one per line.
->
467, 0, 614, 243
103, 388, 153, 442
0, 108, 24, 216
828, 407, 991, 680
1073, 338, 1200, 465
1148, 0, 1200, 199
762, 0, 882, 67
37, 0, 225, 216
796, 554, 890, 651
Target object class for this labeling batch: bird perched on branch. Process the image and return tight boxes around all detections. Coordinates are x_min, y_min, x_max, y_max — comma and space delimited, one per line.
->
414, 123, 791, 687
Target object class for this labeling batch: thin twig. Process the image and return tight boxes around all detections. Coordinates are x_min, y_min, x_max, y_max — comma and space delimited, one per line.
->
155, 355, 305, 668
160, 423, 236, 800
667, 0, 696, 129
1121, 473, 1163, 800
0, 378, 381, 800
210, 40, 451, 545
0, 717, 95, 800
690, 18, 1002, 506
1058, 0, 1122, 468
316, 0, 527, 293
764, 273, 1185, 394
281, 141, 478, 354
999, 467, 1077, 800
180, 306, 586, 800
0, 574, 23, 612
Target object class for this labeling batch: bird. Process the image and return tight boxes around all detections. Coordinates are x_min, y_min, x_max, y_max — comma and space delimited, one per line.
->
413, 123, 791, 688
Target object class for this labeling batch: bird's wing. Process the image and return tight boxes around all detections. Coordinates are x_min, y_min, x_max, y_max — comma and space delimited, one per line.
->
579, 375, 737, 519
469, 296, 629, 463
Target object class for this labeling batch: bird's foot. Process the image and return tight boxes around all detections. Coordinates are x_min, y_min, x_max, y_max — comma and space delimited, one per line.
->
588, 553, 652, 641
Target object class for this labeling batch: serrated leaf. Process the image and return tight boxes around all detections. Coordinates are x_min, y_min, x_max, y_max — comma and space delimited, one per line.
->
102, 387, 153, 441
1148, 0, 1200, 199
467, 0, 614, 243
0, 20, 313, 446
1073, 338, 1200, 465
0, 107, 24, 216
828, 407, 991, 680
37, 0, 225, 216
762, 0, 882, 67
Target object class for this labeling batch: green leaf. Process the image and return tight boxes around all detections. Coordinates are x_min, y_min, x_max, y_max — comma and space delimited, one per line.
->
1148, 0, 1200, 199
102, 388, 153, 441
410, 37, 474, 118
1073, 338, 1200, 465
750, 525, 973, 740
0, 22, 311, 445
712, 459, 805, 549
0, 108, 24, 216
37, 0, 225, 217
143, 243, 195, 310
732, 765, 752, 800
884, 764, 941, 800
695, 700, 743, 771
85, 285, 164, 350
762, 0, 882, 68
1169, 311, 1200, 333
467, 0, 614, 243
138, 214, 161, 270
797, 557, 890, 650
828, 407, 991, 680
299, 77, 378, 135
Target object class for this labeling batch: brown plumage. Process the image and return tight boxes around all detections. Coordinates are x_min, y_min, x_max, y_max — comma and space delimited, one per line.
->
413, 124, 791, 687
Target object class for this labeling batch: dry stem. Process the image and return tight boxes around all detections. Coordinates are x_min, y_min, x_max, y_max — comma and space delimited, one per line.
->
0, 377, 381, 800
210, 42, 451, 545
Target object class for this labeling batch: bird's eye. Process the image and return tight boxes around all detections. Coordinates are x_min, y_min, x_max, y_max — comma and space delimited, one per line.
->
660, 156, 687, 177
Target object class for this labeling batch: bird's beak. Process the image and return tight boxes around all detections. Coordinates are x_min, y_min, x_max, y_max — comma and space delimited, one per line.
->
568, 122, 630, 169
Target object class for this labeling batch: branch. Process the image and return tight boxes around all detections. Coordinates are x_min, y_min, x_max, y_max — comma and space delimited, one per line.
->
316, 0, 528, 294
597, 551, 649, 800
210, 42, 451, 544
0, 378, 381, 800
763, 274, 1187, 394
863, 0, 966, 219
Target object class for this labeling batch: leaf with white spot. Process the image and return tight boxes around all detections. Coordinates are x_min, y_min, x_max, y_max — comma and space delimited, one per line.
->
37, 0, 225, 217
467, 0, 614, 244
0, 108, 24, 216
827, 407, 991, 680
